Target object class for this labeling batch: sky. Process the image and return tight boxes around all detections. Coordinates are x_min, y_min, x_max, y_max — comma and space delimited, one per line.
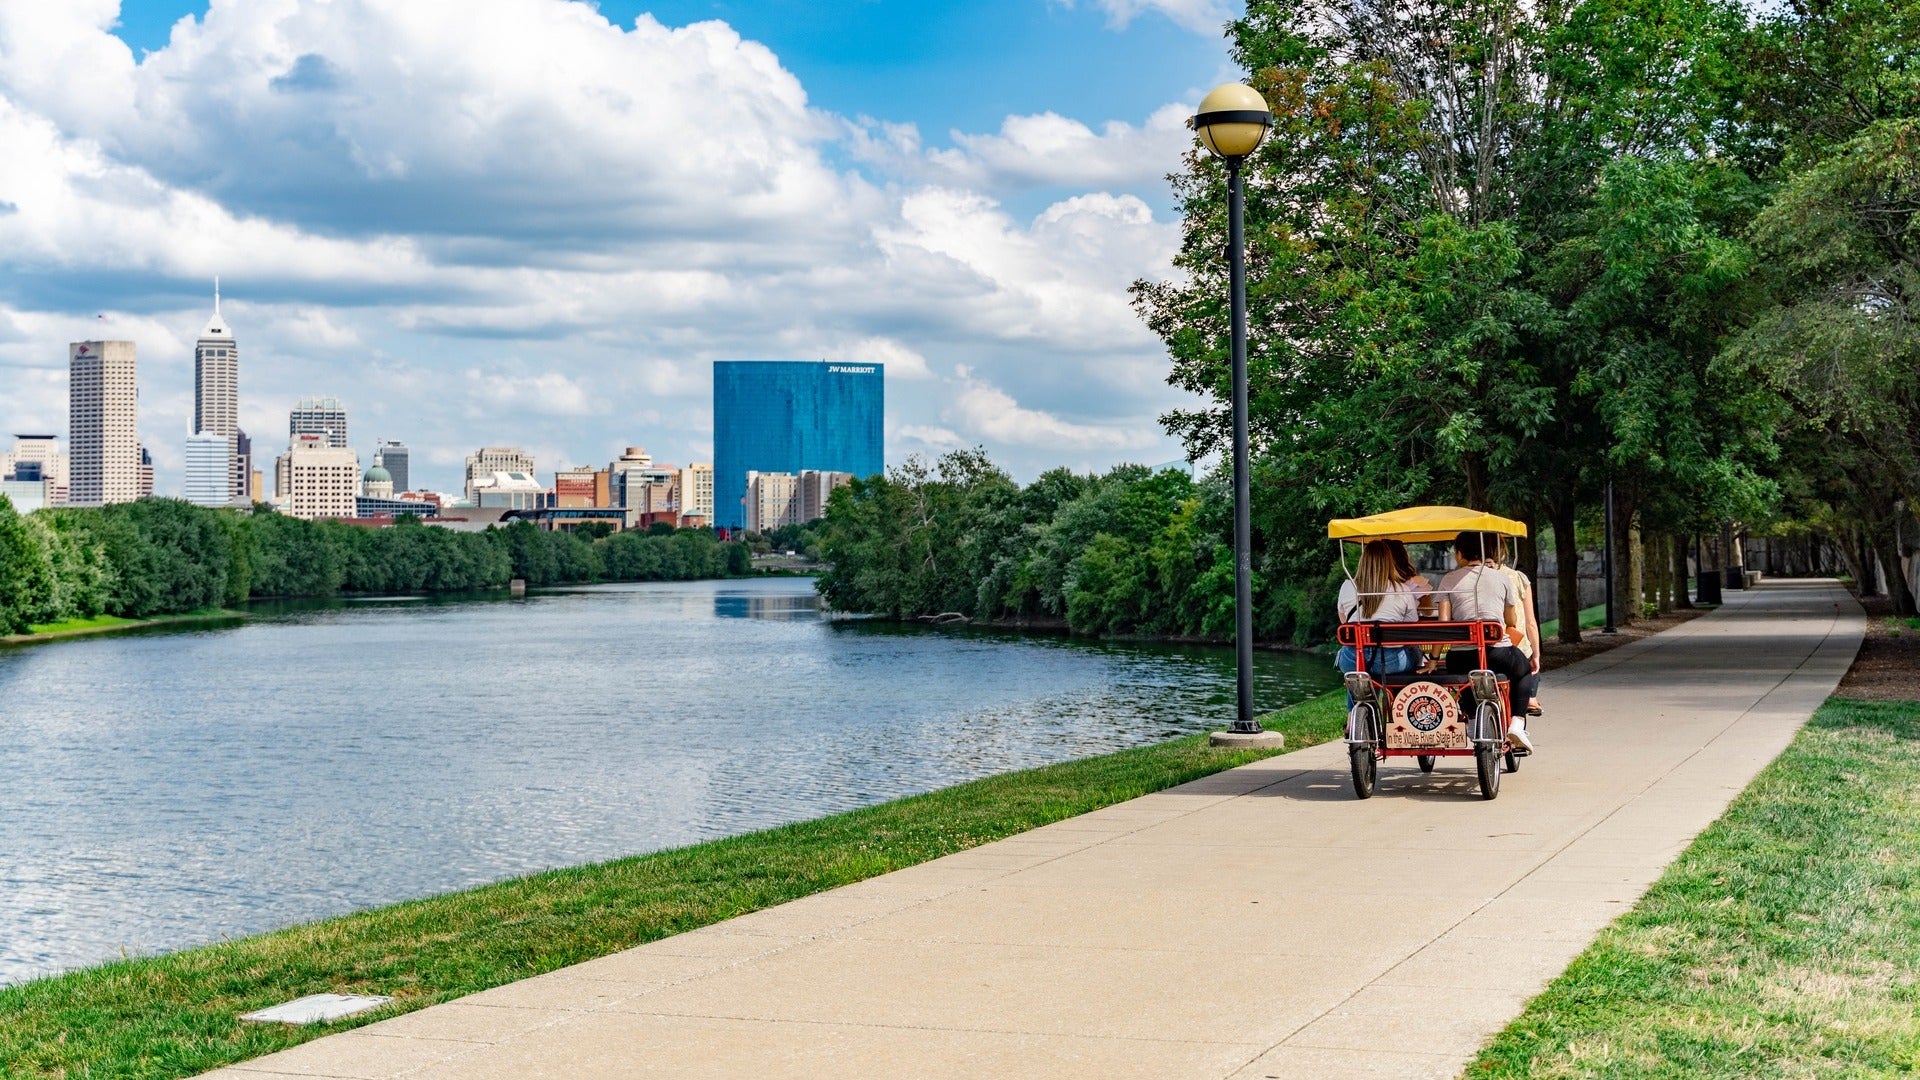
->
0, 0, 1238, 494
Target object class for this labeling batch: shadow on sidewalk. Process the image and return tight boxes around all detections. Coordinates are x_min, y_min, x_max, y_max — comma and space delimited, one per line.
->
1246, 766, 1490, 802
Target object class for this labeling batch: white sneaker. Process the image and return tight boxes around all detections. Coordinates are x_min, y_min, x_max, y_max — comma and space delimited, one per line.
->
1506, 717, 1535, 753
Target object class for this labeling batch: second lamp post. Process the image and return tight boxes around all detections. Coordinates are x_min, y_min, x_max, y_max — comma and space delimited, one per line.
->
1192, 83, 1273, 740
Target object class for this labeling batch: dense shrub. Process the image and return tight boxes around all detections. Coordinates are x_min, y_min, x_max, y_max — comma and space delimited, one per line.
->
816, 449, 1339, 643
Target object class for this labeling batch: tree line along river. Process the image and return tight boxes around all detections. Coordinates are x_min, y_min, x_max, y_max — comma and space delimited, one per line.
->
0, 577, 1339, 986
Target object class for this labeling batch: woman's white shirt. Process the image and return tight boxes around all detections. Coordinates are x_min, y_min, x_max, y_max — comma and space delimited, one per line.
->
1337, 579, 1425, 623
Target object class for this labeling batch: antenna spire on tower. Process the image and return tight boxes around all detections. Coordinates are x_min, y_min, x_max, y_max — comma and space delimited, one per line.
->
214, 276, 221, 317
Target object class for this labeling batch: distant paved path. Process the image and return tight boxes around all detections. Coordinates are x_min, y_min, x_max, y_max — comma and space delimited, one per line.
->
205, 580, 1862, 1080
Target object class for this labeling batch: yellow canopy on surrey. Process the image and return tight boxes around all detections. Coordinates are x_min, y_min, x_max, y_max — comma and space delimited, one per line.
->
1326, 505, 1529, 544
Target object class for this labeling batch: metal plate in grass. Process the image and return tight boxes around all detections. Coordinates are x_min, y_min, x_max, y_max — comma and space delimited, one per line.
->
240, 993, 392, 1025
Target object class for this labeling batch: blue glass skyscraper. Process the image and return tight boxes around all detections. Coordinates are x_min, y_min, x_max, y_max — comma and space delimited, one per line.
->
713, 360, 884, 529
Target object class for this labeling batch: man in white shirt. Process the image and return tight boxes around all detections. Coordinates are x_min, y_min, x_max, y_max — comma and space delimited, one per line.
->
1437, 532, 1537, 751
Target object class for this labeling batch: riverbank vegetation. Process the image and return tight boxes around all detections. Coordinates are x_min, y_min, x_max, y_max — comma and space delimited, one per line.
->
0, 495, 751, 635
3, 609, 246, 645
816, 450, 1620, 647
819, 0, 1920, 635
0, 693, 1343, 1080
819, 452, 1346, 644
1468, 697, 1920, 1077
1136, 0, 1920, 621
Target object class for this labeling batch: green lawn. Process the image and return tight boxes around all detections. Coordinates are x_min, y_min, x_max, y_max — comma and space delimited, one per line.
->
1468, 696, 1920, 1078
12, 609, 245, 642
22, 613, 141, 635
0, 692, 1348, 1080
1539, 602, 1609, 640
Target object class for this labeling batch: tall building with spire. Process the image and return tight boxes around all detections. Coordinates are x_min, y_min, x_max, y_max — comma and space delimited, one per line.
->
193, 279, 243, 499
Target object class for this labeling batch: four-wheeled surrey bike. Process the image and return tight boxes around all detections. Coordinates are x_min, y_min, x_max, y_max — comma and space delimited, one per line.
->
1328, 506, 1534, 801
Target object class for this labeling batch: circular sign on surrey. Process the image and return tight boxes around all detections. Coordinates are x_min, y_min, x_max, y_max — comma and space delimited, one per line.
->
1390, 680, 1459, 733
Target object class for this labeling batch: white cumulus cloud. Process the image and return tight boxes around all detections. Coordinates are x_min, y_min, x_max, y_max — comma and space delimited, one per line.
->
460, 369, 598, 417
929, 104, 1194, 190
948, 372, 1157, 451
1069, 0, 1233, 34
0, 0, 1203, 489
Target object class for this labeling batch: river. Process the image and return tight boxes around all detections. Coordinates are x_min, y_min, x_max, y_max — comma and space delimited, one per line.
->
0, 577, 1338, 986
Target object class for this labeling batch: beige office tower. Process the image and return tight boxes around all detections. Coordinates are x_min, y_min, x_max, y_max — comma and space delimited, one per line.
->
285, 434, 359, 520
680, 463, 714, 523
464, 446, 534, 501
744, 470, 802, 532
799, 469, 853, 523
193, 281, 243, 497
68, 340, 140, 506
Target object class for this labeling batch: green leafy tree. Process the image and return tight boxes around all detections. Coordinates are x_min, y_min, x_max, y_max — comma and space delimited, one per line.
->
32, 511, 113, 621
1721, 118, 1920, 611
1134, 0, 1757, 630
725, 540, 752, 576
246, 510, 345, 598
0, 495, 54, 633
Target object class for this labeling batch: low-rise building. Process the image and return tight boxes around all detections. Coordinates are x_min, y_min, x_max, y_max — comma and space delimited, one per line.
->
355, 494, 438, 519
554, 466, 600, 508
3, 434, 68, 505
1, 477, 50, 512
503, 506, 628, 533
627, 467, 678, 521
464, 447, 534, 501
470, 470, 544, 510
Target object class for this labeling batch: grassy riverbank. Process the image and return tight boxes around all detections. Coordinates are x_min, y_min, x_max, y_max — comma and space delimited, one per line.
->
1467, 696, 1920, 1078
1538, 602, 1607, 640
0, 693, 1346, 1079
3, 608, 246, 645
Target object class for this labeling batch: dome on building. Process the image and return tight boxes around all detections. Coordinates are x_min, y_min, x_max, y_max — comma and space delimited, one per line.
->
365, 464, 392, 483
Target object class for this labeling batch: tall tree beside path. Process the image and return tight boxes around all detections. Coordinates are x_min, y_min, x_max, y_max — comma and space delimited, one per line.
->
1133, 0, 1759, 623
1721, 118, 1920, 613
1542, 155, 1781, 622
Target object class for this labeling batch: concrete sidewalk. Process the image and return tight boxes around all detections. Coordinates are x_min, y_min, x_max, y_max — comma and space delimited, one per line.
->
204, 580, 1863, 1080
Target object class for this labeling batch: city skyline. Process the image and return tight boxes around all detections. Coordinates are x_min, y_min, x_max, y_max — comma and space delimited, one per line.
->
31, 332, 900, 507
0, 0, 1229, 495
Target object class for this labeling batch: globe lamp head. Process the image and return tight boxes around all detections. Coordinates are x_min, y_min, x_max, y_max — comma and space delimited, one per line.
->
1191, 83, 1272, 160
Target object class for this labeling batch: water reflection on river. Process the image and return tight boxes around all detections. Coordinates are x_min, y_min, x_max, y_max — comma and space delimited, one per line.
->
0, 577, 1337, 985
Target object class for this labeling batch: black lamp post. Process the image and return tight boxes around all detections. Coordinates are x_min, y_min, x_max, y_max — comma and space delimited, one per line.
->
1191, 84, 1273, 737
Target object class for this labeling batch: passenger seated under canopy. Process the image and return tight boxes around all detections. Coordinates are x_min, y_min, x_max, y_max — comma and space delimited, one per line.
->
1334, 540, 1429, 676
